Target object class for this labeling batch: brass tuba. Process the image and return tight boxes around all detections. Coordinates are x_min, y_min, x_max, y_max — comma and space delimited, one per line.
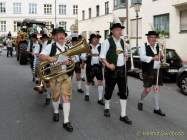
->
33, 39, 89, 93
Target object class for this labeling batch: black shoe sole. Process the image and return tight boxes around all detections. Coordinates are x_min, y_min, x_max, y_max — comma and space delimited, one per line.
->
98, 101, 104, 106
120, 118, 132, 125
153, 111, 166, 117
63, 127, 73, 132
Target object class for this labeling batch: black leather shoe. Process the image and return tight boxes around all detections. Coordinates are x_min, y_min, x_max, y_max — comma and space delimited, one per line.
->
85, 95, 89, 101
53, 113, 59, 122
63, 122, 73, 132
45, 98, 50, 105
59, 104, 63, 110
137, 102, 143, 111
104, 109, 110, 117
153, 109, 166, 117
98, 99, 104, 106
120, 116, 132, 125
77, 89, 84, 93
81, 78, 85, 81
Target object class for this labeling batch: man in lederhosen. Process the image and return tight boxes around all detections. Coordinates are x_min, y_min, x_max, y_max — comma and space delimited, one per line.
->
137, 31, 166, 117
29, 34, 42, 83
71, 33, 84, 93
100, 18, 132, 125
84, 32, 104, 105
78, 34, 86, 82
40, 27, 73, 132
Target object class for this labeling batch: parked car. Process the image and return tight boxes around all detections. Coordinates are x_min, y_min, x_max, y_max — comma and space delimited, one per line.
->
127, 47, 183, 81
176, 65, 187, 95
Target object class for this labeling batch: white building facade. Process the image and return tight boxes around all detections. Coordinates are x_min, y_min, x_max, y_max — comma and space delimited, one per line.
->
78, 0, 187, 62
78, 0, 127, 41
0, 0, 78, 36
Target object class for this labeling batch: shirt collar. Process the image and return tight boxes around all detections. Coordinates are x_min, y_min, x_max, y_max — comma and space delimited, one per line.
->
147, 42, 157, 48
56, 42, 65, 48
112, 36, 121, 43
90, 43, 100, 48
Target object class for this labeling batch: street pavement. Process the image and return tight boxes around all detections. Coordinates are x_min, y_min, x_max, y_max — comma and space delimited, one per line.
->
0, 50, 187, 140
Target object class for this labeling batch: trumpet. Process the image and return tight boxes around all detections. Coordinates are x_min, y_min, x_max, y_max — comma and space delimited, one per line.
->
33, 39, 89, 93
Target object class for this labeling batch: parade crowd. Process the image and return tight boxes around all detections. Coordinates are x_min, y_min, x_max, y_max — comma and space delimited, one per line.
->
2, 17, 166, 133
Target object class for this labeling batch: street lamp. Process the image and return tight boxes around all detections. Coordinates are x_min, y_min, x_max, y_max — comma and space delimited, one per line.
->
131, 0, 142, 50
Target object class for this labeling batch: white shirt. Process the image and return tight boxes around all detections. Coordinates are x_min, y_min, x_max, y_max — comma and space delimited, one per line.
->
42, 40, 48, 51
90, 44, 100, 65
41, 42, 65, 56
33, 42, 40, 54
6, 38, 13, 48
100, 37, 126, 67
40, 42, 68, 70
139, 42, 161, 69
73, 55, 79, 63
80, 53, 87, 61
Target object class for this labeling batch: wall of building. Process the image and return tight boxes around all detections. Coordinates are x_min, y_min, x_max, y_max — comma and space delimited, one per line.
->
78, 0, 127, 42
78, 0, 187, 61
128, 0, 187, 61
0, 0, 78, 36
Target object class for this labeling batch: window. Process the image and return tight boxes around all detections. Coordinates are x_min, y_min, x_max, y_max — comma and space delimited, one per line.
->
73, 5, 78, 15
104, 30, 109, 39
130, 18, 142, 38
44, 4, 52, 15
88, 8, 91, 19
59, 5, 66, 15
13, 21, 19, 32
13, 3, 21, 14
59, 21, 67, 30
29, 3, 37, 14
44, 21, 52, 30
0, 21, 6, 32
114, 0, 126, 10
0, 2, 6, 13
180, 10, 187, 32
82, 10, 85, 20
114, 0, 118, 9
154, 14, 169, 36
105, 1, 109, 15
166, 50, 180, 60
96, 5, 100, 17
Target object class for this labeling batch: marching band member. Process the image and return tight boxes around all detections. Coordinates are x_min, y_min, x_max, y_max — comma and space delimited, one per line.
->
30, 34, 42, 83
100, 18, 132, 125
84, 32, 104, 105
40, 27, 73, 132
78, 34, 86, 82
71, 33, 84, 93
137, 31, 166, 116
40, 34, 50, 50
40, 33, 51, 105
